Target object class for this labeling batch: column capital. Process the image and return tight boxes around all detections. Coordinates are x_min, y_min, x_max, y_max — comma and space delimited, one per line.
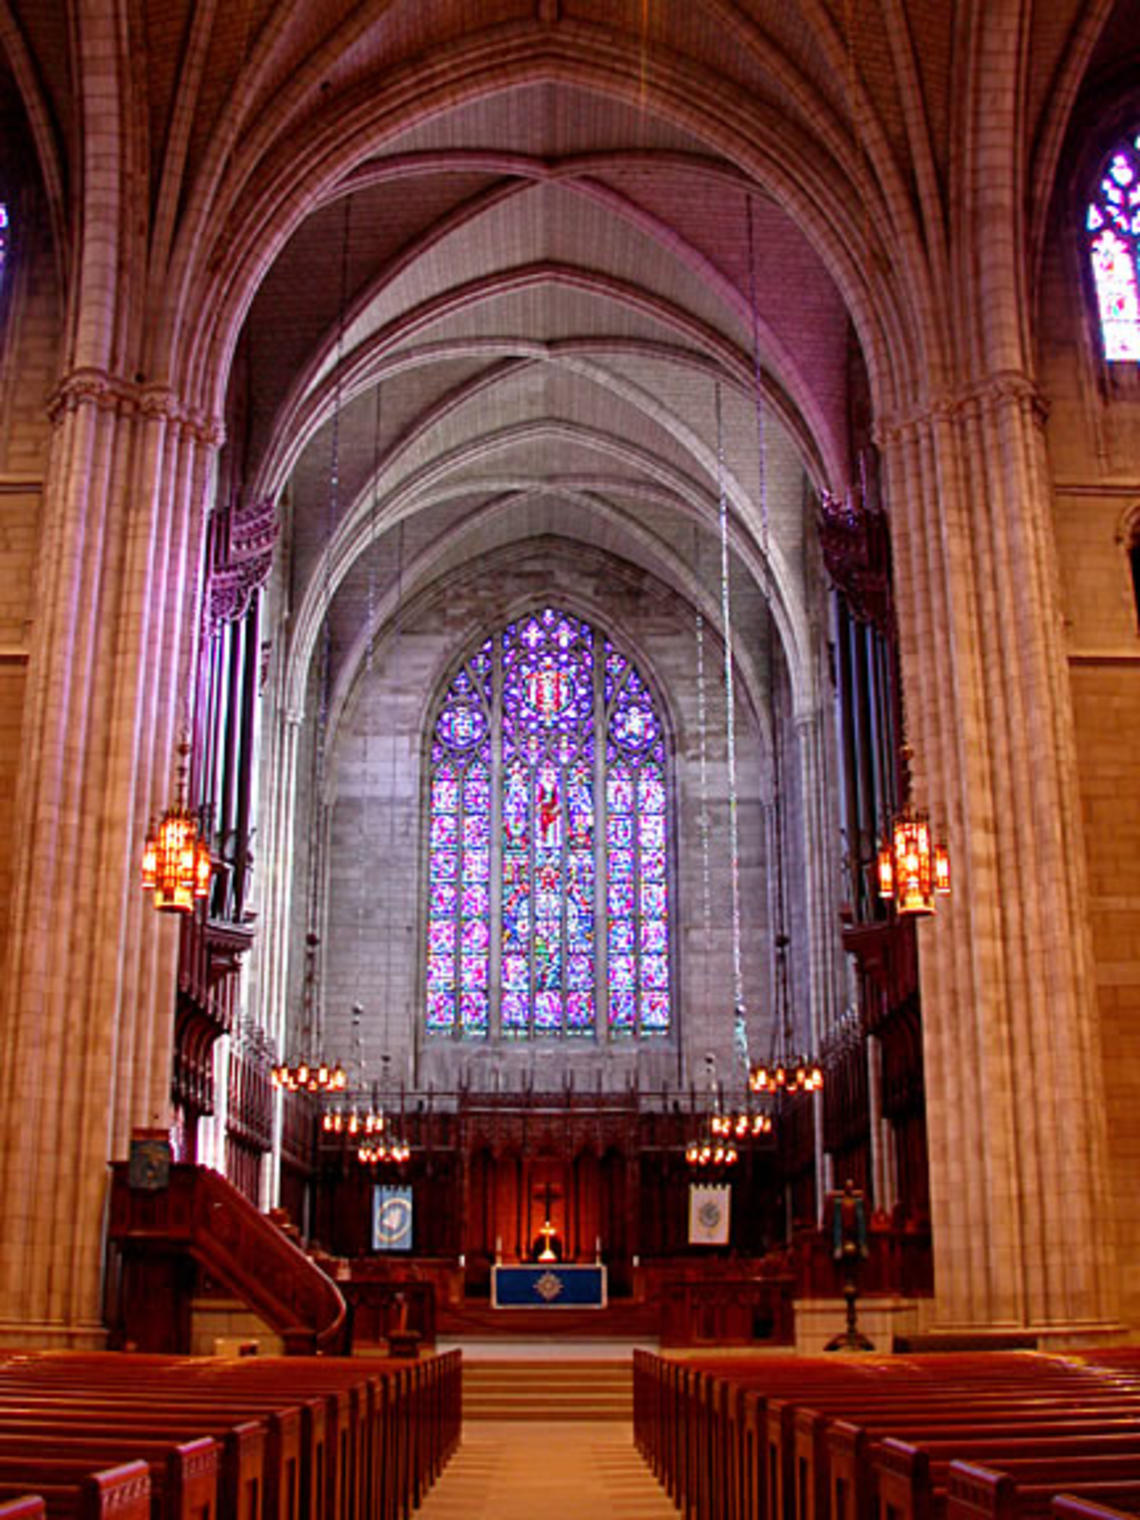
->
47, 367, 226, 447
874, 370, 1049, 449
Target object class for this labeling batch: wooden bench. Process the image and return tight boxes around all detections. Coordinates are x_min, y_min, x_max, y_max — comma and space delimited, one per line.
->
637, 1349, 1128, 1520
0, 1349, 453, 1520
823, 1407, 1140, 1520
882, 1442, 1140, 1520
0, 1393, 269, 1520
949, 1462, 1140, 1520
0, 1438, 214, 1520
0, 1461, 150, 1520
1052, 1496, 1140, 1520
0, 1501, 46, 1520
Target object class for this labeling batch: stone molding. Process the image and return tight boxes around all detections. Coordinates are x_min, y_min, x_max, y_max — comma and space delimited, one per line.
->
875, 370, 1050, 448
47, 367, 225, 447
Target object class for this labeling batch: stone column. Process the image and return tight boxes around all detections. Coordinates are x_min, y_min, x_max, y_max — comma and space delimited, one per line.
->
0, 374, 219, 1345
880, 375, 1117, 1332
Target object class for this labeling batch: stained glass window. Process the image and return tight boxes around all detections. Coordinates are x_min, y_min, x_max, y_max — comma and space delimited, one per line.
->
1086, 135, 1140, 361
426, 607, 671, 1039
0, 205, 8, 296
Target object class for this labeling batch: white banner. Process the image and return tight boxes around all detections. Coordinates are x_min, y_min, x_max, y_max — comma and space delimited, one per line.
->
688, 1183, 731, 1245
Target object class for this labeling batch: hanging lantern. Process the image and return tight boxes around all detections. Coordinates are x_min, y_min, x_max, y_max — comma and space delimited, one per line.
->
877, 807, 951, 917
141, 740, 212, 914
749, 1059, 823, 1096
270, 1057, 346, 1093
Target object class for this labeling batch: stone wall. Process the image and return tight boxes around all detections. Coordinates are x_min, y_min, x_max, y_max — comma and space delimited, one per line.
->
1039, 147, 1140, 1327
0, 184, 59, 967
307, 537, 828, 1099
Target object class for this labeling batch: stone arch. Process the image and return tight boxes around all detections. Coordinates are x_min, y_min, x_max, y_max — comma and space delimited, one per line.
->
167, 32, 934, 431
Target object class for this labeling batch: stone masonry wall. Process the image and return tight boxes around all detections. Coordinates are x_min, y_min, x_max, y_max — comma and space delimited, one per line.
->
1039, 168, 1140, 1327
311, 538, 817, 1101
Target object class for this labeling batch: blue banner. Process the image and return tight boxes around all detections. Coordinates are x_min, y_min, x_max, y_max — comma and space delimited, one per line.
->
372, 1185, 413, 1252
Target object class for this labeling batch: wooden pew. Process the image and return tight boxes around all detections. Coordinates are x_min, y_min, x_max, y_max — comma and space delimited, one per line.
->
824, 1408, 1140, 1520
1052, 1497, 1140, 1520
0, 1347, 457, 1520
0, 1393, 269, 1520
882, 1442, 1140, 1520
0, 1438, 214, 1520
0, 1501, 45, 1520
0, 1461, 150, 1520
642, 1349, 1122, 1520
773, 1378, 1140, 1520
950, 1462, 1140, 1520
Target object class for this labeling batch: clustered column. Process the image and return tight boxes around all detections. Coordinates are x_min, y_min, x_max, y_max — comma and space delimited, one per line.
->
881, 375, 1116, 1333
0, 373, 220, 1345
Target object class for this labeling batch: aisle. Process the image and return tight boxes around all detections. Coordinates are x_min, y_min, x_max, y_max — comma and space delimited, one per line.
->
414, 1420, 677, 1519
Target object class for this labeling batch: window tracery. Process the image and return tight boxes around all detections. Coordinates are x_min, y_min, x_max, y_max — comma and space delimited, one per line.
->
425, 607, 671, 1040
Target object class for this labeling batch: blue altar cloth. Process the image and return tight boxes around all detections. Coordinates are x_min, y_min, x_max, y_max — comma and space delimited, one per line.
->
491, 1263, 608, 1308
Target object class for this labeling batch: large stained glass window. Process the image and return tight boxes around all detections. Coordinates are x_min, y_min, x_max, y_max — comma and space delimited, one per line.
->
1086, 134, 1140, 361
426, 607, 671, 1039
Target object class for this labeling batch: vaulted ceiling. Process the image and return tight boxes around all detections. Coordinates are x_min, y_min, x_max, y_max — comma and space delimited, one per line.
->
3, 0, 1137, 717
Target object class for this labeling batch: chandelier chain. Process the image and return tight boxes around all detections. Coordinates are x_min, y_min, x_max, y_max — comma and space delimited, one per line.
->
715, 381, 748, 1073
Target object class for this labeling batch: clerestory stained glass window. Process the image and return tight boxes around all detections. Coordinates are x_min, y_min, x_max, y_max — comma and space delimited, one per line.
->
1086, 134, 1140, 361
426, 607, 670, 1039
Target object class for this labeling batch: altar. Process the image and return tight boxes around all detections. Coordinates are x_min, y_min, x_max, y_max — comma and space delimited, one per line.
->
491, 1263, 608, 1309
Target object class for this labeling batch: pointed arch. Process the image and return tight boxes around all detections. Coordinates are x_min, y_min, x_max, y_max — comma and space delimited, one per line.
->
425, 605, 673, 1042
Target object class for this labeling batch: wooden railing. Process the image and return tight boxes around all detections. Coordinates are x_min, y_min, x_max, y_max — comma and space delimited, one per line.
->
106, 1162, 347, 1355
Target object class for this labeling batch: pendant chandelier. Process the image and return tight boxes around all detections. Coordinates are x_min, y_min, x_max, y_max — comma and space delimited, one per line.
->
876, 747, 951, 917
323, 1100, 411, 1165
269, 934, 347, 1092
275, 201, 357, 1093
686, 380, 774, 1169
141, 736, 212, 913
272, 1058, 347, 1093
749, 600, 824, 1097
686, 1060, 772, 1170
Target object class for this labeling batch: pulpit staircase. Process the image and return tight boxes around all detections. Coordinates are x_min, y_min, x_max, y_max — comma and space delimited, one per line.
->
105, 1161, 347, 1354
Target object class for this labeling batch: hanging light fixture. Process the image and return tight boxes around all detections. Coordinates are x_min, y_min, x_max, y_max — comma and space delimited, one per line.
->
141, 736, 213, 913
876, 747, 951, 917
684, 384, 775, 1164
749, 610, 824, 1096
271, 932, 348, 1091
276, 200, 359, 1090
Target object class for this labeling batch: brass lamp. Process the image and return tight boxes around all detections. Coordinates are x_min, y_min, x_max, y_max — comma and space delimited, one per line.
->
877, 806, 950, 917
141, 738, 212, 913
